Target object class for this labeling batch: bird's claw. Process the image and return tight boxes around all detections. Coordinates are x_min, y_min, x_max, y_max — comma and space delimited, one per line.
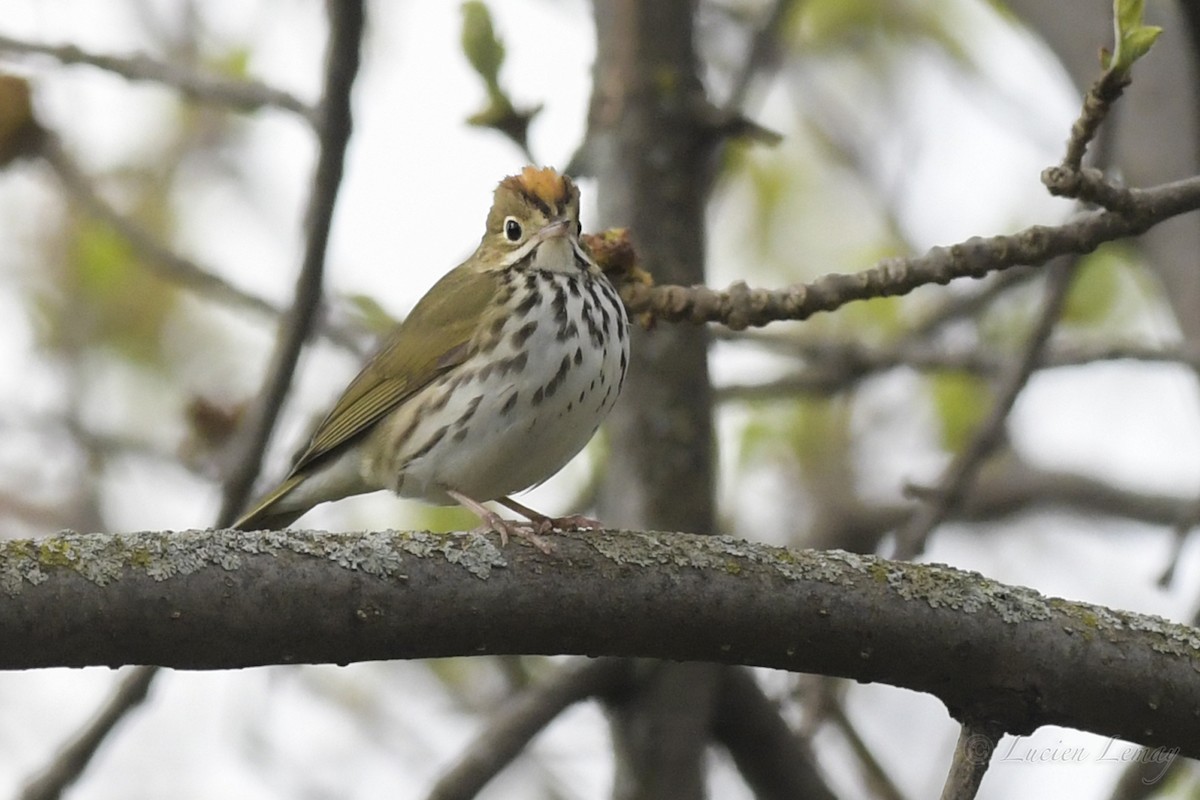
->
543, 513, 602, 532
473, 511, 555, 555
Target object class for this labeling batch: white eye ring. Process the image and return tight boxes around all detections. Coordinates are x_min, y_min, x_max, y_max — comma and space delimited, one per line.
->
503, 217, 523, 242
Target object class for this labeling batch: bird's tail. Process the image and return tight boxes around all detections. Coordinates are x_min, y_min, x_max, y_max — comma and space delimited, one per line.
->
231, 474, 307, 531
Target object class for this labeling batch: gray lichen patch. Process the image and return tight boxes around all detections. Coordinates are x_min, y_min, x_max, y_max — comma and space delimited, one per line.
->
0, 528, 509, 596
1110, 607, 1200, 657
588, 530, 1056, 620
0, 539, 47, 595
584, 530, 866, 587
884, 561, 1056, 622
397, 530, 505, 579
0, 530, 127, 591
582, 531, 1200, 660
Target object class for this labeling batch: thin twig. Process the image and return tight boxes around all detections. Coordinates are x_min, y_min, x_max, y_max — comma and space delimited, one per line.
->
1159, 499, 1200, 587
824, 455, 1200, 555
723, 0, 794, 114
888, 45, 1133, 558
425, 658, 632, 800
217, 0, 364, 526
894, 257, 1078, 559
19, 666, 158, 800
13, 5, 365, 796
1059, 68, 1130, 174
909, 267, 1038, 336
821, 690, 909, 800
617, 171, 1200, 329
938, 720, 1001, 800
713, 338, 1200, 401
40, 133, 286, 322
40, 132, 362, 350
1042, 68, 1133, 209
0, 33, 316, 123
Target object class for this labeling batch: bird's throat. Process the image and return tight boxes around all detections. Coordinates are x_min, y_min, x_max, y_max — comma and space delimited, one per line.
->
531, 237, 575, 274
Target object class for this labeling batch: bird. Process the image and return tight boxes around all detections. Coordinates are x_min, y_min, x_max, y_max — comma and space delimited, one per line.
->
232, 166, 629, 548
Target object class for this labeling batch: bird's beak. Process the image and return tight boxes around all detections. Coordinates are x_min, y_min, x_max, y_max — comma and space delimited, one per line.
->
535, 219, 573, 242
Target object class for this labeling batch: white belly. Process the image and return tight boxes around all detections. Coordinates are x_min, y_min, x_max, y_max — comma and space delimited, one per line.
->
368, 269, 629, 504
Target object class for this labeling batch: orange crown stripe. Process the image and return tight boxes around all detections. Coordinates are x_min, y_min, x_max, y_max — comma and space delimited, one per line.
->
514, 165, 570, 207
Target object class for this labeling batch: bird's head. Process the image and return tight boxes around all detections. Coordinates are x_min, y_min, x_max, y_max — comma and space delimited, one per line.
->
478, 166, 591, 275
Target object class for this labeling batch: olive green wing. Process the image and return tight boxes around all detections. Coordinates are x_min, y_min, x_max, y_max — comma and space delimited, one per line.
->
287, 263, 499, 476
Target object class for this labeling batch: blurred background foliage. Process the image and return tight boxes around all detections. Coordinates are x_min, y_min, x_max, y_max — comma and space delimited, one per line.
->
1, 0, 1197, 798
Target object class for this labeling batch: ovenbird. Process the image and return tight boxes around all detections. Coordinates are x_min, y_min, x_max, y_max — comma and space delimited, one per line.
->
233, 166, 629, 546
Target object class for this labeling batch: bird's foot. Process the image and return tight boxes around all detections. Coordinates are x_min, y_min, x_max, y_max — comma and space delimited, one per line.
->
475, 513, 555, 555
496, 497, 603, 533
541, 513, 603, 531
447, 489, 555, 554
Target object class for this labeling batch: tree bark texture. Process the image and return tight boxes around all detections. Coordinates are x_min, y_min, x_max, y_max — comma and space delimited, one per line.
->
589, 0, 719, 798
2, 528, 1198, 760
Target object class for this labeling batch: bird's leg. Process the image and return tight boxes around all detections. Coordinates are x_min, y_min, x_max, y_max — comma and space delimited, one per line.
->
496, 496, 603, 533
445, 489, 554, 554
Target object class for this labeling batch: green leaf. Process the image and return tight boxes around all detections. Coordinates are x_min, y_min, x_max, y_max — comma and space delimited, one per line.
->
737, 399, 848, 472
928, 373, 989, 452
843, 294, 904, 340
1061, 246, 1126, 328
460, 1, 505, 93
342, 292, 399, 336
1107, 0, 1162, 72
459, 1, 539, 154
210, 47, 251, 81
66, 218, 176, 364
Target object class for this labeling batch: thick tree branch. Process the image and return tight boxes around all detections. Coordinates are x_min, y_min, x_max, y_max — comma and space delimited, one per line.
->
3, 528, 1199, 761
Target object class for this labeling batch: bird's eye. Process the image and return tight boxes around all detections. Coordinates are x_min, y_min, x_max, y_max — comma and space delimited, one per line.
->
575, 220, 583, 237
504, 217, 523, 242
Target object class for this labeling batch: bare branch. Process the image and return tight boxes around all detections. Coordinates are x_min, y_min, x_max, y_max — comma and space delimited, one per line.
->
715, 338, 1200, 401
3, 528, 1199, 761
819, 688, 909, 800
816, 456, 1197, 554
0, 33, 316, 123
938, 721, 1001, 800
712, 668, 839, 800
616, 171, 1200, 330
425, 658, 632, 800
39, 134, 286, 322
895, 258, 1077, 558
722, 0, 794, 114
19, 666, 158, 800
908, 267, 1038, 337
1057, 67, 1130, 175
217, 0, 365, 526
